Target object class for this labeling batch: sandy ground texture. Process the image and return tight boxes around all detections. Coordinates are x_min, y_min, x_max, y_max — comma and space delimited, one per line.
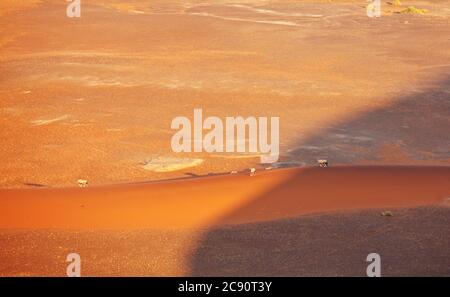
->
0, 166, 449, 276
1, 166, 449, 229
0, 206, 449, 276
0, 0, 449, 277
0, 0, 449, 187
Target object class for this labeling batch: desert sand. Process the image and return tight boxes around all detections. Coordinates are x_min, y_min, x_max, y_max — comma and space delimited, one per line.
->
1, 0, 449, 187
0, 0, 449, 276
0, 166, 449, 229
0, 166, 449, 276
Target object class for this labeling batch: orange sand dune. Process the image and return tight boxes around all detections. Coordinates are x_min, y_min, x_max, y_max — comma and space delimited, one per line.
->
1, 0, 450, 188
0, 166, 448, 230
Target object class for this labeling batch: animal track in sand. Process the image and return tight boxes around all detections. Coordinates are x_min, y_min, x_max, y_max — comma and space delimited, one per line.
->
227, 4, 323, 18
31, 115, 69, 126
189, 12, 303, 27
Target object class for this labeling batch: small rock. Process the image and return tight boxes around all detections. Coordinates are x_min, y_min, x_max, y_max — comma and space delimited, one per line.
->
249, 168, 256, 176
318, 159, 328, 167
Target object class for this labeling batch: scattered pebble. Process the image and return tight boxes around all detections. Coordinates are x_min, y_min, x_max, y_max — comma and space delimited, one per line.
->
249, 168, 256, 176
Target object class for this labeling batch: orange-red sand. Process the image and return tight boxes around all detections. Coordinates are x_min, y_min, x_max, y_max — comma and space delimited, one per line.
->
1, 166, 448, 230
1, 1, 450, 188
0, 0, 449, 276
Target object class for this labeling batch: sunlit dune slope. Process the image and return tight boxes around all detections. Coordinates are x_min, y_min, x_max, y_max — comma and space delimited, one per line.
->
0, 166, 448, 230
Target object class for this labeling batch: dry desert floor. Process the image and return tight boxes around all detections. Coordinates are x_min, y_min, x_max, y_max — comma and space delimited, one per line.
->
0, 0, 449, 276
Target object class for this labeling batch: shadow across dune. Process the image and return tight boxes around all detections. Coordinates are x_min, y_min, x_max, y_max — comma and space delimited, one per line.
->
285, 77, 450, 165
189, 207, 450, 276
187, 76, 450, 276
